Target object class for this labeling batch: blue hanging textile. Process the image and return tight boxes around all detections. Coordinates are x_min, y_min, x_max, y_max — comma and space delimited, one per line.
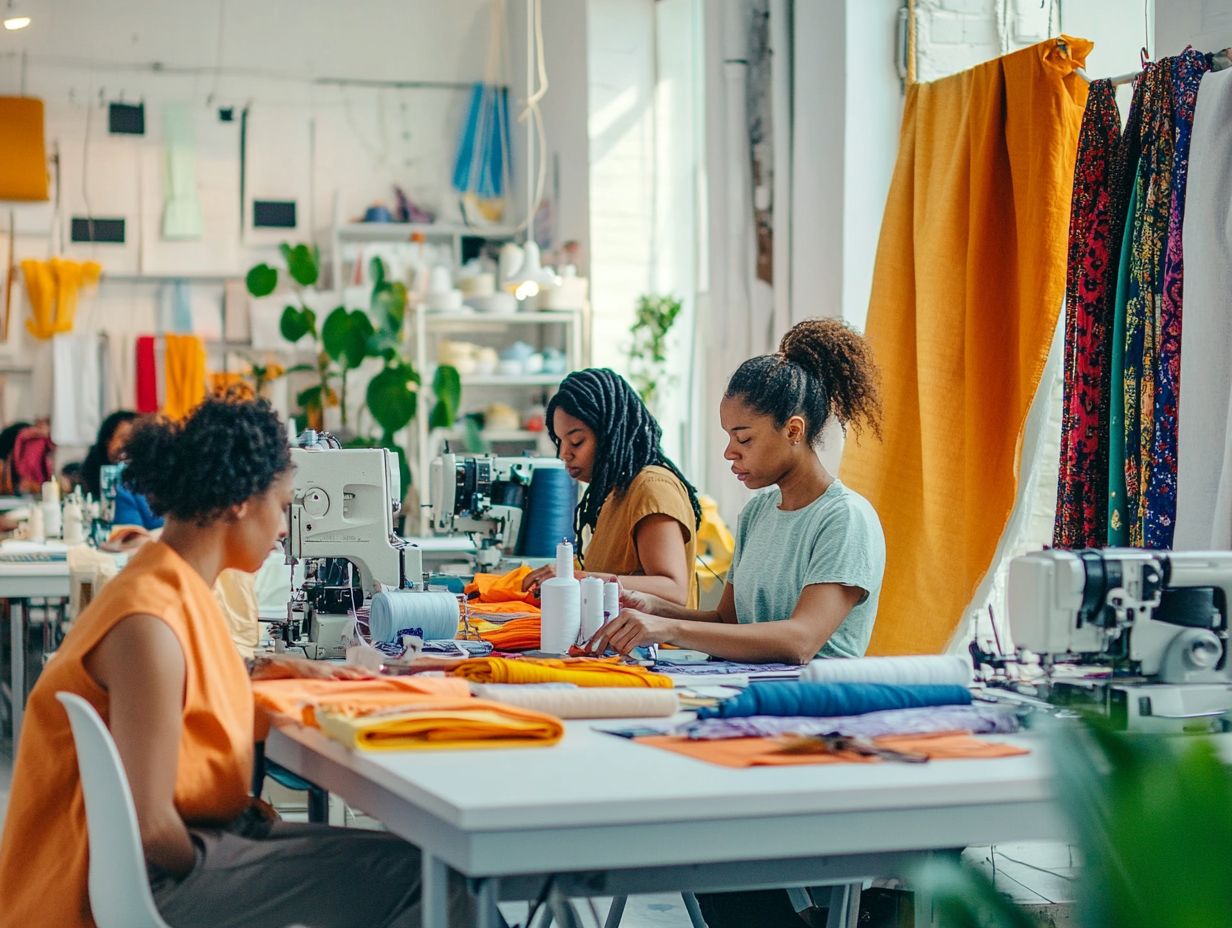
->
452, 83, 511, 202
695, 681, 972, 720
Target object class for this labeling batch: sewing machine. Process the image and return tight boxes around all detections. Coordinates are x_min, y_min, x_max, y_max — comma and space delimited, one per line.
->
429, 452, 567, 570
279, 441, 424, 658
1007, 548, 1232, 732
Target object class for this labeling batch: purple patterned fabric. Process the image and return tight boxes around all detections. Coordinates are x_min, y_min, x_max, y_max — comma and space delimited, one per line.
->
682, 704, 1022, 741
1144, 50, 1212, 548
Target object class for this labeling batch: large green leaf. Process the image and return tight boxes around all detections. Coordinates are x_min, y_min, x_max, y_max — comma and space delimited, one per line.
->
429, 364, 462, 430
296, 384, 323, 411
246, 263, 278, 297
322, 307, 374, 370
366, 365, 419, 434
280, 306, 313, 344
281, 242, 320, 287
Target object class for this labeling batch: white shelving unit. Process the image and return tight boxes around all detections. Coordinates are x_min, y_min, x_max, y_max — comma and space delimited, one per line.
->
411, 303, 586, 533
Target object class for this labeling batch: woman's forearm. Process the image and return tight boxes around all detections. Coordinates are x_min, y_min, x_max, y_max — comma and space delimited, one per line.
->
664, 618, 814, 664
141, 808, 196, 876
604, 572, 692, 608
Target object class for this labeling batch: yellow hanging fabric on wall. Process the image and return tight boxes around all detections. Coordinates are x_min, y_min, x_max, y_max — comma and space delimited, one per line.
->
162, 333, 207, 420
0, 97, 49, 201
839, 37, 1091, 655
21, 258, 102, 339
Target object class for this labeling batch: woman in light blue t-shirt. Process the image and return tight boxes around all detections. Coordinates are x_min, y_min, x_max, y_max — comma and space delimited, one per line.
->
585, 317, 886, 665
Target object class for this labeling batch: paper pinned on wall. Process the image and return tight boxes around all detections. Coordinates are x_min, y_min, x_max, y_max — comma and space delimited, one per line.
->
161, 104, 204, 241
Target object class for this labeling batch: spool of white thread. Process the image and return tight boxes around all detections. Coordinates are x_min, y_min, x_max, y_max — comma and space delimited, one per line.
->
603, 581, 619, 623
540, 577, 580, 654
579, 576, 604, 643
555, 540, 575, 579
368, 590, 459, 643
41, 482, 62, 538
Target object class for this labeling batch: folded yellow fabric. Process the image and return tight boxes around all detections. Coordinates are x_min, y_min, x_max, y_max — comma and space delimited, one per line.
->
253, 676, 473, 727
316, 698, 564, 751
449, 656, 674, 689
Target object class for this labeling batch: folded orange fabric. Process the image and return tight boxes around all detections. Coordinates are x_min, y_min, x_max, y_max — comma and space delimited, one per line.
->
316, 697, 564, 751
253, 676, 472, 728
474, 616, 542, 651
465, 566, 539, 605
636, 731, 1029, 768
449, 656, 674, 689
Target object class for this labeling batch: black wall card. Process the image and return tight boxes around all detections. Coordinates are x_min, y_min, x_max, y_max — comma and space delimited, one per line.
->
252, 200, 297, 229
70, 217, 126, 243
108, 103, 145, 135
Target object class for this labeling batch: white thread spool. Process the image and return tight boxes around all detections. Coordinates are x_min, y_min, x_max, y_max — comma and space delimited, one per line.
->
368, 590, 459, 644
603, 581, 619, 624
555, 540, 574, 580
540, 578, 580, 654
41, 482, 62, 539
579, 577, 604, 643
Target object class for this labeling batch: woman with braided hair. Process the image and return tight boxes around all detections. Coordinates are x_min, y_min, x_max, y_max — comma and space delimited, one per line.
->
521, 368, 702, 606
586, 317, 886, 670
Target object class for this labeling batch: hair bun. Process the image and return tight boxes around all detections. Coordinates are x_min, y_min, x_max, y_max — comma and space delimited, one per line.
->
779, 317, 883, 439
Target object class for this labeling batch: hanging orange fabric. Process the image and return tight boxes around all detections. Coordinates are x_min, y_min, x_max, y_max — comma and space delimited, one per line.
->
0, 97, 49, 201
21, 258, 102, 339
839, 37, 1092, 655
162, 333, 207, 420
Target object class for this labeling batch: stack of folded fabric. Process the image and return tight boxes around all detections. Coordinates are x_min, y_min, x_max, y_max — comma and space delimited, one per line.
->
470, 616, 541, 651
449, 655, 674, 688
464, 566, 544, 651
253, 676, 563, 751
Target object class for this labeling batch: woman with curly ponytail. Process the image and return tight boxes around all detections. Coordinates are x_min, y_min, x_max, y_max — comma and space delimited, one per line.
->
588, 318, 887, 668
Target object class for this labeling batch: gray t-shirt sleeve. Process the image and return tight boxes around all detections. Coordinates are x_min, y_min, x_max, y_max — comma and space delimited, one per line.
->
800, 506, 880, 604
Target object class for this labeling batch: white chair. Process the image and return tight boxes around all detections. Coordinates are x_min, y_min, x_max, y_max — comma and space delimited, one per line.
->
57, 691, 173, 928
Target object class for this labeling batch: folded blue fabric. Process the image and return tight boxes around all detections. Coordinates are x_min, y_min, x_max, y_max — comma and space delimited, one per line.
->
695, 682, 972, 720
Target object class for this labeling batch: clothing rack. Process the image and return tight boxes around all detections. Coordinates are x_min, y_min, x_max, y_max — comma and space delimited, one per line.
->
1074, 45, 1232, 87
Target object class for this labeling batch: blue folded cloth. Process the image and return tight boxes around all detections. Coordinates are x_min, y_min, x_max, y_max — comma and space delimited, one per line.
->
695, 681, 972, 720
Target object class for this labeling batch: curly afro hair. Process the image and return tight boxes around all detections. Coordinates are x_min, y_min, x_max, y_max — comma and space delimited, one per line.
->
725, 317, 883, 445
123, 397, 291, 524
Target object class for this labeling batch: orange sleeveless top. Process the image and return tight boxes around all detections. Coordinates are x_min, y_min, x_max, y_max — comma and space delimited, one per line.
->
0, 542, 254, 928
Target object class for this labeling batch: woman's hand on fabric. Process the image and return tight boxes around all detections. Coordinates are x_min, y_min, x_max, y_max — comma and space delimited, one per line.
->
521, 563, 556, 595
585, 608, 675, 656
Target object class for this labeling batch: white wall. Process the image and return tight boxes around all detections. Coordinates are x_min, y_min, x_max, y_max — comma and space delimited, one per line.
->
0, 0, 532, 450
1155, 0, 1231, 57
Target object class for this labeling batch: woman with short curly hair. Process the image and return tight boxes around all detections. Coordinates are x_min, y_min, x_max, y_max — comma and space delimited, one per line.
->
0, 398, 474, 928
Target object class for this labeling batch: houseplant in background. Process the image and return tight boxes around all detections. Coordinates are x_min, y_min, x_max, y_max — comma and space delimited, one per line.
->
627, 293, 683, 413
247, 245, 462, 497
919, 716, 1232, 928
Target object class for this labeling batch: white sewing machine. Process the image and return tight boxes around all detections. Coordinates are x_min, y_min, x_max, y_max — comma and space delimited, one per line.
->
429, 452, 569, 570
280, 440, 424, 658
1007, 548, 1232, 732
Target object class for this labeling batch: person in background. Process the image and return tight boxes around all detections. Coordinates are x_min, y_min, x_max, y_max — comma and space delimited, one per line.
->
0, 397, 474, 928
0, 421, 30, 496
521, 368, 702, 606
589, 318, 887, 666
81, 410, 163, 531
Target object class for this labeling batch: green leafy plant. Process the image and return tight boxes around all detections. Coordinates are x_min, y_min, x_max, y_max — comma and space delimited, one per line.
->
246, 247, 462, 496
627, 293, 683, 411
920, 716, 1232, 928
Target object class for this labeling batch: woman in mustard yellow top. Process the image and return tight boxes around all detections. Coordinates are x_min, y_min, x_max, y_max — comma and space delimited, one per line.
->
522, 369, 702, 606
0, 398, 471, 928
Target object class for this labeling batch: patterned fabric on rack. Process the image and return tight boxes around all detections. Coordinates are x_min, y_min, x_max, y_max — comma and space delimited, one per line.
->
1144, 50, 1212, 549
1054, 80, 1122, 549
1105, 74, 1149, 546
1122, 62, 1174, 548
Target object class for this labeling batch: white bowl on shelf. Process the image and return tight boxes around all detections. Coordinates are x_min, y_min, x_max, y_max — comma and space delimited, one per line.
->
469, 292, 517, 315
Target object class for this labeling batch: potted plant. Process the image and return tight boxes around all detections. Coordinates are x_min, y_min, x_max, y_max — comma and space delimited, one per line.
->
627, 293, 683, 413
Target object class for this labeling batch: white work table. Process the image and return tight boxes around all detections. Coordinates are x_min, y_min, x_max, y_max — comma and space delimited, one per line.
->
1, 548, 71, 744
266, 715, 1062, 928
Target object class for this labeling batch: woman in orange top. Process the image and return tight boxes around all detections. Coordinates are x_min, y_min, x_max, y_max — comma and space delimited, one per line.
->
521, 368, 702, 606
0, 398, 470, 928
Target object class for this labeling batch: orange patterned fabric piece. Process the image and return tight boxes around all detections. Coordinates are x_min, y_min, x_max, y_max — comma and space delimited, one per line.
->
636, 730, 1029, 768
